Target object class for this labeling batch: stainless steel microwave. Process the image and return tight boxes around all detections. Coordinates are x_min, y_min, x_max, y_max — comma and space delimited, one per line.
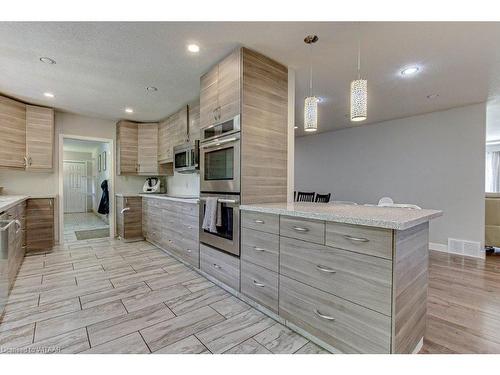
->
173, 140, 199, 174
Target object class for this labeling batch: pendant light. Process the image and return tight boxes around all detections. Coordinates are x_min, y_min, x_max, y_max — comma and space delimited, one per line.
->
304, 35, 319, 132
350, 40, 367, 122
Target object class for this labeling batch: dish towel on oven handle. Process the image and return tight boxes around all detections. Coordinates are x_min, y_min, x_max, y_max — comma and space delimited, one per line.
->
202, 197, 219, 233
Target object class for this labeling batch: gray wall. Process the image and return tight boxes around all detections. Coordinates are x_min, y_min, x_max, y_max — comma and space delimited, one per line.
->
295, 103, 487, 246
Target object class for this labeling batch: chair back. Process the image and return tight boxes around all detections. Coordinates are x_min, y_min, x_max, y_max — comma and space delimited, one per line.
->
315, 193, 331, 203
296, 191, 315, 202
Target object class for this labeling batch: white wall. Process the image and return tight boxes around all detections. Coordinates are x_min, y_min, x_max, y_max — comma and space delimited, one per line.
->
295, 103, 487, 247
166, 172, 200, 196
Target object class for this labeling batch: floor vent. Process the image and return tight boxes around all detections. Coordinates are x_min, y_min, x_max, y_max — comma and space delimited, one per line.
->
448, 238, 481, 257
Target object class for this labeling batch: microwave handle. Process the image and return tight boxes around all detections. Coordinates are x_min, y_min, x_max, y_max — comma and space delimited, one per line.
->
200, 137, 238, 150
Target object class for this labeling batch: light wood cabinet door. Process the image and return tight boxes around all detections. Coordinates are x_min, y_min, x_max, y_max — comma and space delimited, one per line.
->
26, 198, 54, 252
158, 117, 170, 163
172, 105, 188, 146
217, 48, 241, 123
138, 123, 159, 175
188, 100, 200, 141
200, 65, 219, 129
117, 121, 138, 174
123, 197, 143, 240
26, 105, 54, 171
0, 96, 26, 169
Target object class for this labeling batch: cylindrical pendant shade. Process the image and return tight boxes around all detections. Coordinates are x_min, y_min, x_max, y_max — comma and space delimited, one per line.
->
350, 79, 367, 122
304, 96, 319, 132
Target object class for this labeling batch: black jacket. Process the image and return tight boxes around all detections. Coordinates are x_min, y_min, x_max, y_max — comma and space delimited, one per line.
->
98, 179, 109, 215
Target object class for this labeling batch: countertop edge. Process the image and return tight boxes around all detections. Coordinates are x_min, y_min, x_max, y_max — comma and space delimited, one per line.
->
240, 204, 443, 230
139, 194, 199, 204
0, 195, 56, 213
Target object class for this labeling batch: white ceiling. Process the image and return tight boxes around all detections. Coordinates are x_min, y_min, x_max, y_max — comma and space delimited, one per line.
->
1, 22, 500, 136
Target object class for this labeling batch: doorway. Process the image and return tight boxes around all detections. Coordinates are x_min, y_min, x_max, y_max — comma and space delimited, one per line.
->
60, 136, 114, 243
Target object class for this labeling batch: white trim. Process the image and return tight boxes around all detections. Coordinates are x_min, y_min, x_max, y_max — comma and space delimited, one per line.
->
287, 69, 295, 203
59, 134, 115, 243
429, 241, 485, 259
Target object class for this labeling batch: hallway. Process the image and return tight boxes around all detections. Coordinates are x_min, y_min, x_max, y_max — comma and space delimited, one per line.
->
64, 212, 110, 242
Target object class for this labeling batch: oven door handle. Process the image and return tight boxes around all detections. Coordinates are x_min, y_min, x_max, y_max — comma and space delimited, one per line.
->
200, 137, 238, 150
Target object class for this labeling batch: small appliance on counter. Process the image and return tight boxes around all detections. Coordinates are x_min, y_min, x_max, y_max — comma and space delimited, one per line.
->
142, 177, 162, 193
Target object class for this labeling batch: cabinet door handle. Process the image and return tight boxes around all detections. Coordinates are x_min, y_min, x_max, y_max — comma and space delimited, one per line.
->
213, 263, 221, 270
28, 157, 33, 166
187, 249, 192, 253
48, 199, 52, 207
253, 280, 265, 288
121, 207, 130, 214
293, 226, 309, 233
254, 219, 265, 224
316, 264, 336, 274
24, 156, 28, 167
343, 235, 369, 243
314, 309, 335, 321
253, 246, 267, 252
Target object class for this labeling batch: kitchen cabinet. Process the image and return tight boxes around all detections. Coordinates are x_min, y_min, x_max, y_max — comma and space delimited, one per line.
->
116, 195, 143, 242
26, 105, 54, 171
158, 105, 188, 164
200, 49, 240, 129
0, 96, 26, 169
138, 123, 159, 174
188, 99, 201, 141
117, 121, 138, 175
26, 198, 54, 252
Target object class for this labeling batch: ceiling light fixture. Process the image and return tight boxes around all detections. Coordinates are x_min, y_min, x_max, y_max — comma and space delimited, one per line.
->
125, 108, 134, 113
350, 40, 368, 122
304, 35, 319, 133
39, 57, 56, 64
401, 66, 420, 76
43, 92, 54, 98
187, 44, 200, 53
146, 86, 158, 92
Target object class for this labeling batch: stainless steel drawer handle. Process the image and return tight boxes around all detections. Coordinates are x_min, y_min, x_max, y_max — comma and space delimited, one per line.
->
187, 249, 192, 253
316, 264, 336, 274
314, 309, 335, 321
213, 263, 221, 270
253, 246, 267, 252
254, 219, 265, 224
293, 226, 309, 233
121, 207, 130, 214
253, 280, 265, 288
343, 235, 369, 242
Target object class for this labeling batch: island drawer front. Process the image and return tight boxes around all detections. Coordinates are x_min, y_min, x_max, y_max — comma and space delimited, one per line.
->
325, 222, 393, 259
280, 237, 392, 316
241, 211, 279, 234
241, 260, 278, 313
279, 275, 391, 354
241, 227, 279, 272
171, 239, 200, 268
280, 216, 325, 245
200, 243, 240, 291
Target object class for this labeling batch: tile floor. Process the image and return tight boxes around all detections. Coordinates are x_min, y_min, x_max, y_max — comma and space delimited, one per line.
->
64, 212, 110, 242
0, 237, 327, 354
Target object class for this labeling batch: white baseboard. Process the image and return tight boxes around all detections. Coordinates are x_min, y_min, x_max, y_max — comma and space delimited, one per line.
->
429, 242, 485, 259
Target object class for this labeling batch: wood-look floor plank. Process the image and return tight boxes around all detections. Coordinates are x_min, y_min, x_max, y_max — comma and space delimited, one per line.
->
82, 332, 150, 354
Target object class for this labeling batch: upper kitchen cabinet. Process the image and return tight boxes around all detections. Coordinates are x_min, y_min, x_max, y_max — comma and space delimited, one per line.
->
117, 120, 139, 175
138, 123, 159, 175
200, 49, 241, 129
0, 96, 26, 169
26, 105, 54, 171
188, 99, 200, 141
171, 105, 189, 146
158, 105, 189, 163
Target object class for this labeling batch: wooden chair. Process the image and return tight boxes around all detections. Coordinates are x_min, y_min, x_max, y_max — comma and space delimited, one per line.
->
315, 193, 331, 203
296, 191, 315, 202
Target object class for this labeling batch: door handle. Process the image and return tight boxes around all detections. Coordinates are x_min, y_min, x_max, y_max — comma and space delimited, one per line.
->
121, 207, 130, 214
253, 246, 267, 252
292, 226, 309, 233
316, 264, 337, 274
343, 235, 369, 243
253, 280, 265, 288
314, 309, 335, 321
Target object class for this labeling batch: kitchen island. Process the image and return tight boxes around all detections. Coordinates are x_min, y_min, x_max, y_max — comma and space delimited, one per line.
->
238, 202, 442, 354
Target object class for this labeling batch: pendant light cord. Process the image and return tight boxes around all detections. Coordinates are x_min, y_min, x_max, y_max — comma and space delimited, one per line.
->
309, 42, 313, 97
357, 39, 361, 80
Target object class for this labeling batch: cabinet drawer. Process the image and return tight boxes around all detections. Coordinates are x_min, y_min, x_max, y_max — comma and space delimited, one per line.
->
326, 222, 393, 259
241, 227, 279, 272
241, 211, 279, 234
280, 237, 392, 315
171, 238, 200, 268
280, 216, 325, 244
241, 260, 278, 313
200, 244, 240, 291
279, 275, 391, 354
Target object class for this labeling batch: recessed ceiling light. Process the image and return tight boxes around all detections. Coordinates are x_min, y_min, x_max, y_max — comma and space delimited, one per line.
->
146, 86, 158, 92
187, 44, 200, 53
401, 66, 420, 76
43, 92, 54, 98
426, 93, 439, 99
39, 57, 56, 64
125, 108, 134, 113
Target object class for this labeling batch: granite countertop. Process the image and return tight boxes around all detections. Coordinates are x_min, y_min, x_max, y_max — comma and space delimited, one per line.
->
0, 195, 56, 213
239, 202, 442, 230
139, 193, 199, 204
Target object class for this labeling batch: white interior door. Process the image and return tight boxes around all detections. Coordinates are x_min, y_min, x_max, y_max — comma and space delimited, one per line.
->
64, 161, 87, 213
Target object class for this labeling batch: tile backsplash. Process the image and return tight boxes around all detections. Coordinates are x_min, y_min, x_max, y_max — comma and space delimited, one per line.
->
166, 171, 200, 196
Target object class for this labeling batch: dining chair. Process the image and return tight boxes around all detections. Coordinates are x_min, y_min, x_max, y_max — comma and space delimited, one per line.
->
296, 191, 315, 202
315, 193, 331, 203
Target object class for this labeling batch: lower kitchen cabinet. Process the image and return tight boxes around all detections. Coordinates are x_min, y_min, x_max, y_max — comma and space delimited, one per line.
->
5, 202, 26, 286
240, 259, 278, 313
200, 243, 240, 291
116, 196, 143, 242
26, 198, 54, 252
